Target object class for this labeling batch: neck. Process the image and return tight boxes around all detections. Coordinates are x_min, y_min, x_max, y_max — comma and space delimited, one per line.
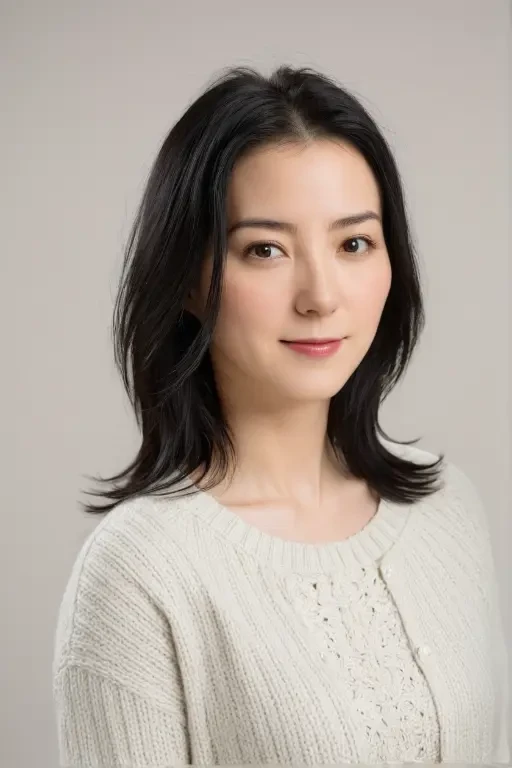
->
202, 400, 348, 508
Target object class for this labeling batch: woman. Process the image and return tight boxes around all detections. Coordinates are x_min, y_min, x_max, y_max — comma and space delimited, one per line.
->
52, 64, 509, 765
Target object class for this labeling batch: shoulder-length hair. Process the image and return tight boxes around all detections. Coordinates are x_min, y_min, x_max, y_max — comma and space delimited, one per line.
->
81, 64, 445, 515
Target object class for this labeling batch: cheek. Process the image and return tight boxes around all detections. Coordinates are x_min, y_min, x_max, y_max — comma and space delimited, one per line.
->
351, 260, 392, 325
217, 273, 281, 334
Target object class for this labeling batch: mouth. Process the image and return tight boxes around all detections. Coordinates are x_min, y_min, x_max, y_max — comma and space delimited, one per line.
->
282, 338, 342, 344
280, 338, 346, 358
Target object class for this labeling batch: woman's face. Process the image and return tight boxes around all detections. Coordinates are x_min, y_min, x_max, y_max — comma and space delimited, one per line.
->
191, 139, 392, 406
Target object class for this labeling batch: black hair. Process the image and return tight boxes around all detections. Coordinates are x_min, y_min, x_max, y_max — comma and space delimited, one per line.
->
80, 63, 445, 515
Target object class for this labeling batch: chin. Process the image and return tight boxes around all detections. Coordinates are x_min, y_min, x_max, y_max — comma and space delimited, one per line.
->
280, 377, 347, 401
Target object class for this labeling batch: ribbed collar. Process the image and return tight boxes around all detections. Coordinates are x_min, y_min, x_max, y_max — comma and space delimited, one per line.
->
181, 482, 412, 574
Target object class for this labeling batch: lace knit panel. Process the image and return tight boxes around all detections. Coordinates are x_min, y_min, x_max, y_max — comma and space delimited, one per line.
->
286, 564, 441, 763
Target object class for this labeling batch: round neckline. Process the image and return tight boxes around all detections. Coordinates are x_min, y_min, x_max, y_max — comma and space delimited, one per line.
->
183, 480, 410, 574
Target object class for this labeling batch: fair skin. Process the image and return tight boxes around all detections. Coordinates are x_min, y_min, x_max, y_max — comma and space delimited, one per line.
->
188, 138, 392, 542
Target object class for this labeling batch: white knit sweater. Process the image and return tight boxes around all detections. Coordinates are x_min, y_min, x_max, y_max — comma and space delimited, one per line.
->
52, 440, 510, 765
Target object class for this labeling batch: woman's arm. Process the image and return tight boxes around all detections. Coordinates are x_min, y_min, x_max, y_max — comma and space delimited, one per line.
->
451, 463, 510, 762
52, 514, 190, 767
53, 665, 189, 767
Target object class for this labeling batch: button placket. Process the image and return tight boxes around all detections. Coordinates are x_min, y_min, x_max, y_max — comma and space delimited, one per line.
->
380, 563, 434, 664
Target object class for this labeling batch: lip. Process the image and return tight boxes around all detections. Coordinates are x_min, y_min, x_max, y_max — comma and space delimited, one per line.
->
281, 338, 345, 358
282, 338, 342, 344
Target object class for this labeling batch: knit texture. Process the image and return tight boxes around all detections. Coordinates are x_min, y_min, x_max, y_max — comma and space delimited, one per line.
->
53, 440, 510, 765
291, 565, 441, 761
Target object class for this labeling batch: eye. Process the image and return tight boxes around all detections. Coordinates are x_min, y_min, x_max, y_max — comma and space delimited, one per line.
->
243, 236, 377, 261
243, 242, 283, 261
342, 236, 376, 255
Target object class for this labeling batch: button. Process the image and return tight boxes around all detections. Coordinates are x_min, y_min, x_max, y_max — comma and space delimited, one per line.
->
418, 645, 432, 657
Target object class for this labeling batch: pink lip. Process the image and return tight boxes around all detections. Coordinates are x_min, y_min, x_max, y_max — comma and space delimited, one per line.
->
281, 339, 344, 358
285, 338, 340, 343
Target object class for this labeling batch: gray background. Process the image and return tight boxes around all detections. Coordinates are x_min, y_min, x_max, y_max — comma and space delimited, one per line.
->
2, 0, 510, 765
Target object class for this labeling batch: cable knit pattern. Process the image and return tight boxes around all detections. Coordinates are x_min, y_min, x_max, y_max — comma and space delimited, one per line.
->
52, 440, 510, 766
286, 566, 440, 761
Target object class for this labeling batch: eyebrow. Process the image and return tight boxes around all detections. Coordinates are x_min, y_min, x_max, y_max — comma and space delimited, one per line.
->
227, 210, 381, 236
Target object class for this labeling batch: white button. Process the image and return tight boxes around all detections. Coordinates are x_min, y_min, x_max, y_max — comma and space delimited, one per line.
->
418, 645, 432, 657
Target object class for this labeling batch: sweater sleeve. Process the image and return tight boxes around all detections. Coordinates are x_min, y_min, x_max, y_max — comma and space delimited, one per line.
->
449, 462, 510, 763
52, 511, 191, 767
54, 665, 190, 767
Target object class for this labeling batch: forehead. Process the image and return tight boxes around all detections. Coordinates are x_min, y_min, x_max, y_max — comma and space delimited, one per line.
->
226, 139, 381, 218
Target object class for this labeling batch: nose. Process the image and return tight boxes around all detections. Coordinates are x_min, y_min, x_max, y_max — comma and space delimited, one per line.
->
294, 257, 341, 317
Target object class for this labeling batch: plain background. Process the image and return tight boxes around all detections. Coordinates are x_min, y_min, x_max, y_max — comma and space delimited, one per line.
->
2, 0, 510, 765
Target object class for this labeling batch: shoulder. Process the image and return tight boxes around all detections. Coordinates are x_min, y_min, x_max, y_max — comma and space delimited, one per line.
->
380, 441, 500, 624
381, 437, 492, 542
65, 487, 200, 579
57, 494, 187, 594
53, 490, 200, 679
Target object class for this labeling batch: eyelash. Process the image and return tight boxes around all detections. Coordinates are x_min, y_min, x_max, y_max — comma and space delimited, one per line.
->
242, 236, 378, 261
